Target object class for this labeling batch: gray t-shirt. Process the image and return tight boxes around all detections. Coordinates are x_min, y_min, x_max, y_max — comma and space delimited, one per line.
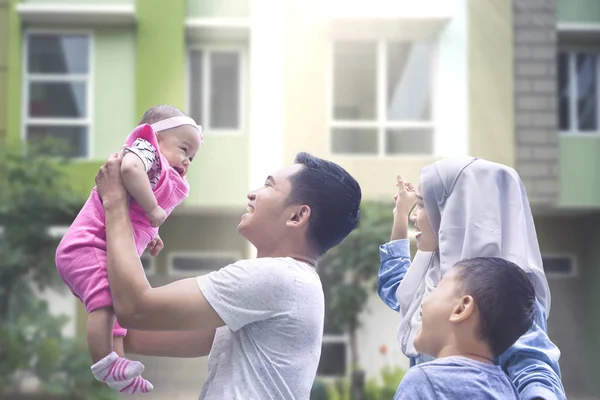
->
196, 257, 324, 400
394, 356, 520, 399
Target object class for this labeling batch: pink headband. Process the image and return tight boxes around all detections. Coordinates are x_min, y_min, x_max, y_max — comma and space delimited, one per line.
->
151, 116, 204, 144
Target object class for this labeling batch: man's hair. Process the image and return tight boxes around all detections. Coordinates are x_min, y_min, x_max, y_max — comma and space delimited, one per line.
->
454, 257, 536, 357
138, 104, 186, 125
287, 152, 361, 255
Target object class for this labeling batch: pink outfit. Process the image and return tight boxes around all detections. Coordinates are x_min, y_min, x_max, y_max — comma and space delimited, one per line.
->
56, 124, 189, 336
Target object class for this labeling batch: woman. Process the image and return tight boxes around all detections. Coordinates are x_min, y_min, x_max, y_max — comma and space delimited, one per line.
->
378, 157, 565, 400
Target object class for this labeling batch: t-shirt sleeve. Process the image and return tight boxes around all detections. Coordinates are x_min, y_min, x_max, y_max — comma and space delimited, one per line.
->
393, 367, 436, 400
196, 259, 297, 332
124, 138, 158, 173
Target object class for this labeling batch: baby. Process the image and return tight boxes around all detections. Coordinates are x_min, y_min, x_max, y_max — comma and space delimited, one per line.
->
55, 105, 203, 394
394, 257, 536, 399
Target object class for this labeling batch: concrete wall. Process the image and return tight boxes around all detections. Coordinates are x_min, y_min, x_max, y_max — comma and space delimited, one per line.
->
512, 0, 559, 205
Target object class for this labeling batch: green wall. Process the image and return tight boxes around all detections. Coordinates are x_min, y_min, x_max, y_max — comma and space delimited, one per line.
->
92, 28, 136, 160
136, 0, 186, 115
185, 135, 249, 207
557, 0, 600, 23
23, 0, 132, 2
187, 0, 249, 18
559, 137, 600, 207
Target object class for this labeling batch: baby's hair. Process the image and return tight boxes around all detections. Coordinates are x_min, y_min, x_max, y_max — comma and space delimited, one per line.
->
138, 105, 187, 125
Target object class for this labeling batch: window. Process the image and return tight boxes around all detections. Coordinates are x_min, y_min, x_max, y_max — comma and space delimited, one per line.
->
558, 49, 599, 134
24, 32, 92, 158
168, 252, 239, 276
330, 40, 434, 156
542, 254, 577, 278
188, 48, 244, 133
316, 265, 348, 377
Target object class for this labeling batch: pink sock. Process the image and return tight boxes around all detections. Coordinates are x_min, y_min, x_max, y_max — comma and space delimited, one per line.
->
91, 352, 154, 394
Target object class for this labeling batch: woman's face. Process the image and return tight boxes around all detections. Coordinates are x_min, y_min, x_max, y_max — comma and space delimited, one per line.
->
410, 183, 438, 251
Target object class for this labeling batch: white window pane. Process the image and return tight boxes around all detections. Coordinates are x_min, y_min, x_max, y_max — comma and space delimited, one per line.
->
557, 52, 570, 131
576, 53, 597, 131
317, 342, 347, 377
387, 42, 432, 121
26, 125, 88, 158
385, 128, 433, 155
210, 52, 240, 129
331, 128, 378, 154
29, 82, 87, 118
333, 42, 376, 120
189, 50, 204, 125
28, 34, 89, 74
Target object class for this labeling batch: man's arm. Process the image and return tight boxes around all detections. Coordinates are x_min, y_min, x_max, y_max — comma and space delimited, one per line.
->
97, 153, 225, 332
124, 329, 216, 358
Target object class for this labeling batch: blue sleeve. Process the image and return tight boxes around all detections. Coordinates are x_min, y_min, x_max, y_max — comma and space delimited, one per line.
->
378, 239, 411, 312
393, 367, 435, 400
498, 299, 566, 400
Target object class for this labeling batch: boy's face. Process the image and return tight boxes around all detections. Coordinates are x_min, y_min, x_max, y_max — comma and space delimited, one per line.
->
157, 125, 202, 178
413, 267, 473, 357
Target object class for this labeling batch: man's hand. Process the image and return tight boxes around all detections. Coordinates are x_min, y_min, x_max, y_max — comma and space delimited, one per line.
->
96, 152, 128, 208
147, 234, 164, 257
147, 206, 167, 228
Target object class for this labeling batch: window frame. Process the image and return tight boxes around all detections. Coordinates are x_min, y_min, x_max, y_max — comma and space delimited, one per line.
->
542, 253, 578, 279
167, 251, 241, 277
316, 333, 350, 379
22, 29, 94, 160
327, 38, 436, 158
186, 45, 247, 136
558, 45, 600, 136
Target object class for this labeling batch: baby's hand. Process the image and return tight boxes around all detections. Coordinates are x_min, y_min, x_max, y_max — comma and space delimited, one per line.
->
147, 206, 166, 227
147, 234, 164, 256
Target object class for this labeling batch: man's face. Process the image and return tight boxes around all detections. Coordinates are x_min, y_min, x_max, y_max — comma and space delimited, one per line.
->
413, 267, 463, 357
238, 164, 305, 246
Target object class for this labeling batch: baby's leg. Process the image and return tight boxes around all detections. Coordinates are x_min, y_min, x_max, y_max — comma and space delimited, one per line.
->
113, 336, 125, 358
87, 307, 114, 363
88, 307, 153, 394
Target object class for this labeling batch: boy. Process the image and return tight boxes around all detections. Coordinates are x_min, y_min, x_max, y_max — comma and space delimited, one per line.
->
394, 257, 536, 399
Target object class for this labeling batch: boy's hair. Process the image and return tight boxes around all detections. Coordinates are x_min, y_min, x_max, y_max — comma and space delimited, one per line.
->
286, 152, 361, 255
454, 257, 536, 357
138, 105, 186, 125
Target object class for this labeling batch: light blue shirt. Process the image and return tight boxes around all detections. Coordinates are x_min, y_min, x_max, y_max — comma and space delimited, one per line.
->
378, 239, 566, 400
394, 356, 520, 399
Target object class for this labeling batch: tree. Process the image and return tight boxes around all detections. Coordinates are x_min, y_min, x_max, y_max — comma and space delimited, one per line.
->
0, 142, 117, 399
319, 201, 395, 399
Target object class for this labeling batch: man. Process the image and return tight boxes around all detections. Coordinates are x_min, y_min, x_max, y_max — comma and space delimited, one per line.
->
95, 151, 362, 399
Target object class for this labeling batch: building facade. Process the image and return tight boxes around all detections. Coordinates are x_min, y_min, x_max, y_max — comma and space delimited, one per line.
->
2, 0, 599, 398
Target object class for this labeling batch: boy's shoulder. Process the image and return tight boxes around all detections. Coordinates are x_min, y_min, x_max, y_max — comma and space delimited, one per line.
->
400, 357, 519, 399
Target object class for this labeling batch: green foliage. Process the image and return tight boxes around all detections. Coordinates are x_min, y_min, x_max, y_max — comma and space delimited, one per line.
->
319, 201, 393, 364
0, 142, 116, 399
364, 365, 405, 400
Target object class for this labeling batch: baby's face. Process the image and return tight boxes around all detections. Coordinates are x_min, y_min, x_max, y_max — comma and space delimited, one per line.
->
157, 125, 202, 178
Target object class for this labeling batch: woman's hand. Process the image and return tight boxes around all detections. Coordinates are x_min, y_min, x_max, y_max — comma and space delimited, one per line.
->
391, 175, 416, 241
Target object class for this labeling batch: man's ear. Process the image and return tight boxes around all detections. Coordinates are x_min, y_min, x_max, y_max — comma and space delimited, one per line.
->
449, 295, 475, 323
286, 205, 311, 228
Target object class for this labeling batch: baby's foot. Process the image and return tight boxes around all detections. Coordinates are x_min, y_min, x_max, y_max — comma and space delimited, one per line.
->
91, 352, 154, 394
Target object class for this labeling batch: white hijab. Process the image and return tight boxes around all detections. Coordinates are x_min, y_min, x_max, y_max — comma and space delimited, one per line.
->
395, 157, 551, 357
